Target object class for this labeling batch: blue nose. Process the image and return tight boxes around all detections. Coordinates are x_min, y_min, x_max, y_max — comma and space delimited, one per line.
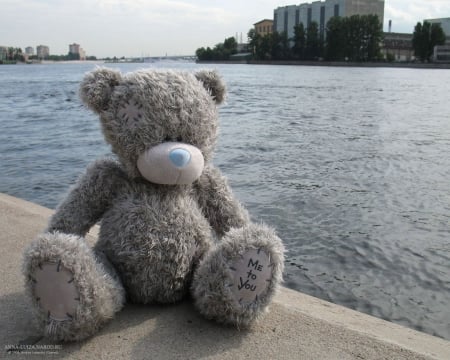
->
169, 148, 191, 168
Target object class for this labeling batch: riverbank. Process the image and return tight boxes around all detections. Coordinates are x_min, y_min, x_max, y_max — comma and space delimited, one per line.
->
0, 60, 104, 65
197, 59, 450, 69
1, 192, 449, 359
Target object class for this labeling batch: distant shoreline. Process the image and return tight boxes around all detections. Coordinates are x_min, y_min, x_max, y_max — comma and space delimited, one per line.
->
0, 59, 188, 66
197, 60, 450, 69
0, 60, 104, 66
4, 59, 449, 70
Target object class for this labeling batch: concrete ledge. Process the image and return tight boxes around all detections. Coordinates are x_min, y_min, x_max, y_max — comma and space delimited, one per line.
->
1, 192, 449, 359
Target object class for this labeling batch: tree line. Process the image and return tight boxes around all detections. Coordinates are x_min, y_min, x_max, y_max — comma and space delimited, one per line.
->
196, 16, 447, 63
196, 15, 383, 62
3, 47, 24, 61
248, 14, 383, 62
412, 21, 446, 62
196, 37, 238, 61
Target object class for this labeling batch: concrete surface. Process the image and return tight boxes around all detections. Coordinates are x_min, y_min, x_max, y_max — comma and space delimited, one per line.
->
1, 192, 449, 360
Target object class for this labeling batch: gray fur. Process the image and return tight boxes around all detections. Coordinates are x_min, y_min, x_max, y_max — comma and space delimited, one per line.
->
79, 67, 122, 113
22, 68, 284, 341
195, 70, 227, 104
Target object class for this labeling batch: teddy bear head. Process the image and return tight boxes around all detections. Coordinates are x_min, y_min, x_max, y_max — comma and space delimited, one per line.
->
79, 67, 226, 185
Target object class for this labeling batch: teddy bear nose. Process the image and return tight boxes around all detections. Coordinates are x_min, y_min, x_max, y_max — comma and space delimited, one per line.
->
169, 148, 191, 168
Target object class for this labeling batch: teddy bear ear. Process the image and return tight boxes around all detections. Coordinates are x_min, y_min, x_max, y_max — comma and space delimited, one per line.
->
195, 70, 226, 105
79, 67, 122, 113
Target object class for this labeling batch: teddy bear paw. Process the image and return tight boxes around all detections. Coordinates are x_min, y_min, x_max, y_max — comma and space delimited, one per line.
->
191, 224, 284, 327
228, 248, 273, 306
31, 260, 80, 321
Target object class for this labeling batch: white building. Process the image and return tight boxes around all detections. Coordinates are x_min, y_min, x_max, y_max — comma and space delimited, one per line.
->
424, 18, 450, 37
69, 43, 86, 60
434, 45, 450, 62
274, 0, 385, 40
25, 46, 34, 55
36, 45, 49, 59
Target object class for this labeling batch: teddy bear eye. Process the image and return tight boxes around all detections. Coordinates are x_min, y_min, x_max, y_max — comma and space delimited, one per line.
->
164, 136, 183, 142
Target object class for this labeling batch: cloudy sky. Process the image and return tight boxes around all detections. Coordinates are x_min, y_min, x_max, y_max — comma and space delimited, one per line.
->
2, 0, 450, 58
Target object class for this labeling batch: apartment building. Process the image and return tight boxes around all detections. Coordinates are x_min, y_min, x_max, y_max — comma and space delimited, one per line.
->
69, 43, 86, 60
25, 47, 34, 55
274, 0, 385, 40
69, 43, 81, 54
36, 45, 49, 59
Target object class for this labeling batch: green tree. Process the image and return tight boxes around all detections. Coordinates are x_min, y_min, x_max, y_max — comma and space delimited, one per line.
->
271, 31, 291, 60
6, 47, 24, 62
306, 21, 321, 60
325, 16, 345, 60
67, 51, 80, 60
196, 47, 207, 60
7, 47, 15, 60
247, 28, 271, 60
413, 21, 446, 62
364, 15, 383, 61
195, 36, 239, 61
196, 46, 215, 61
223, 36, 238, 55
14, 48, 23, 61
248, 28, 273, 60
292, 23, 306, 60
247, 28, 259, 58
258, 33, 273, 59
334, 15, 382, 62
344, 16, 363, 61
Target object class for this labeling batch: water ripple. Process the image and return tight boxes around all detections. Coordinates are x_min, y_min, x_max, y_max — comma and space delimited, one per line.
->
1, 63, 449, 340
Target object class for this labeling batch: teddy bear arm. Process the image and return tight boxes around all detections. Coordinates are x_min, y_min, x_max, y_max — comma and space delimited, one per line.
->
194, 166, 250, 237
47, 158, 127, 236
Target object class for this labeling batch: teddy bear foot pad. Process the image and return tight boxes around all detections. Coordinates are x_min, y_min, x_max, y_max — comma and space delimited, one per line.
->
229, 248, 273, 306
32, 261, 79, 321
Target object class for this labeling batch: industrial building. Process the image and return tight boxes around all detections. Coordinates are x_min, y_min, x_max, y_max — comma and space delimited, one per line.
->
424, 17, 450, 36
381, 32, 413, 61
274, 0, 385, 41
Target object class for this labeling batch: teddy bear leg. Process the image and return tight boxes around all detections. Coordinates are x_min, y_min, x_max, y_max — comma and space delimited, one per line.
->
191, 224, 284, 327
23, 232, 125, 341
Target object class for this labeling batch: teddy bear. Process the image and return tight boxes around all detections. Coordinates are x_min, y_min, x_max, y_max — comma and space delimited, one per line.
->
22, 67, 285, 341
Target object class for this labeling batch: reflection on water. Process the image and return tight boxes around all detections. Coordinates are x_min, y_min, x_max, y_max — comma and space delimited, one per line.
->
0, 62, 449, 339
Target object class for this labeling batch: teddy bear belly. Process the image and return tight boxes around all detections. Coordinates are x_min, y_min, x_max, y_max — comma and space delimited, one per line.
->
96, 197, 212, 304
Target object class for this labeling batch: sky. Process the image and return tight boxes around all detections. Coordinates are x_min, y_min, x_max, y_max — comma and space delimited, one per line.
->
2, 0, 450, 58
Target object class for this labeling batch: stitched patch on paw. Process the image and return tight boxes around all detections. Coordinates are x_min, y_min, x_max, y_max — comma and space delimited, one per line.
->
32, 261, 80, 321
229, 248, 273, 305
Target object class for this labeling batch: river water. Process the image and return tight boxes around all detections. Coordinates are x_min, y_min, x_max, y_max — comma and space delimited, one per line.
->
1, 62, 449, 340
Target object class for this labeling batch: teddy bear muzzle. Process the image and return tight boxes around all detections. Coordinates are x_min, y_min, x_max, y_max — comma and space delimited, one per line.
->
137, 142, 205, 185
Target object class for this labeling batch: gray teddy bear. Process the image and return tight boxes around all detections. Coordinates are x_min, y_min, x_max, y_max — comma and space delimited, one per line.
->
22, 67, 285, 341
